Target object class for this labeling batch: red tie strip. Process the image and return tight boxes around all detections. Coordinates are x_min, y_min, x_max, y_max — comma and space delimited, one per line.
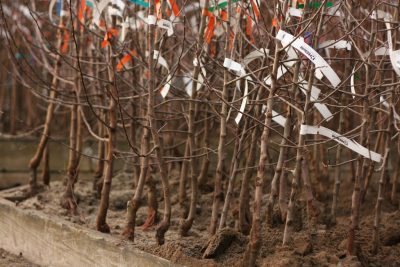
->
246, 14, 254, 44
202, 8, 233, 45
168, 0, 180, 17
61, 30, 70, 54
272, 17, 278, 28
165, 6, 171, 17
161, 0, 179, 19
250, 0, 260, 19
86, 4, 93, 15
101, 28, 119, 48
246, 0, 259, 43
203, 9, 215, 44
155, 0, 162, 20
220, 10, 228, 21
228, 8, 240, 49
229, 30, 235, 50
78, 0, 86, 23
116, 50, 138, 71
236, 6, 241, 15
233, 6, 254, 44
219, 10, 236, 49
272, 15, 282, 29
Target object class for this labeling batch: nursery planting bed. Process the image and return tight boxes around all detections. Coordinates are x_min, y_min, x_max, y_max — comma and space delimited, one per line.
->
1, 174, 400, 267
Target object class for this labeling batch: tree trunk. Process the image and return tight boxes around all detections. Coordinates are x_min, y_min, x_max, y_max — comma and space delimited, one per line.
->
347, 27, 376, 256
96, 16, 118, 233
372, 117, 391, 254
243, 30, 282, 266
28, 14, 67, 195
209, 0, 232, 236
41, 144, 51, 186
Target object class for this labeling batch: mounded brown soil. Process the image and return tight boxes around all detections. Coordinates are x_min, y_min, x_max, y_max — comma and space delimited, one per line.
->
2, 169, 400, 267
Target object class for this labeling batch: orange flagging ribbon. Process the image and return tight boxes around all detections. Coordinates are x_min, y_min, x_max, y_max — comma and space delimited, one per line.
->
78, 0, 87, 23
61, 31, 70, 54
250, 0, 260, 19
203, 9, 215, 44
246, 15, 254, 44
101, 28, 119, 48
116, 50, 138, 71
168, 0, 180, 17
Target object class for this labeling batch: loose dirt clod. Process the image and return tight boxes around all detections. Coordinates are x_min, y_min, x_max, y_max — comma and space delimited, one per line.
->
202, 228, 239, 259
381, 212, 400, 246
294, 239, 312, 256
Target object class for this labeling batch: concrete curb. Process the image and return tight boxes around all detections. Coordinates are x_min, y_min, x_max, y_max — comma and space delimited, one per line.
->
0, 198, 183, 267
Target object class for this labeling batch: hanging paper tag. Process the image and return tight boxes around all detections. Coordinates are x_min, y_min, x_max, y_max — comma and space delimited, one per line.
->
384, 18, 400, 77
223, 58, 243, 73
300, 125, 382, 162
153, 50, 172, 98
147, 15, 157, 25
271, 110, 287, 127
319, 40, 351, 51
157, 19, 174, 36
276, 30, 341, 87
92, 0, 112, 27
288, 7, 303, 18
223, 58, 249, 124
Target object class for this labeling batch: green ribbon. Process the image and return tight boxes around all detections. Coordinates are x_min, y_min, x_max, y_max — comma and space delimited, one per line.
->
208, 0, 241, 12
85, 0, 94, 8
298, 1, 333, 9
16, 53, 24, 60
87, 0, 150, 8
129, 0, 150, 8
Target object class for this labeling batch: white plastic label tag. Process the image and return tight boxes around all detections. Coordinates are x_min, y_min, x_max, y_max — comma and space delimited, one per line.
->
276, 30, 341, 88
153, 50, 172, 98
300, 125, 382, 162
